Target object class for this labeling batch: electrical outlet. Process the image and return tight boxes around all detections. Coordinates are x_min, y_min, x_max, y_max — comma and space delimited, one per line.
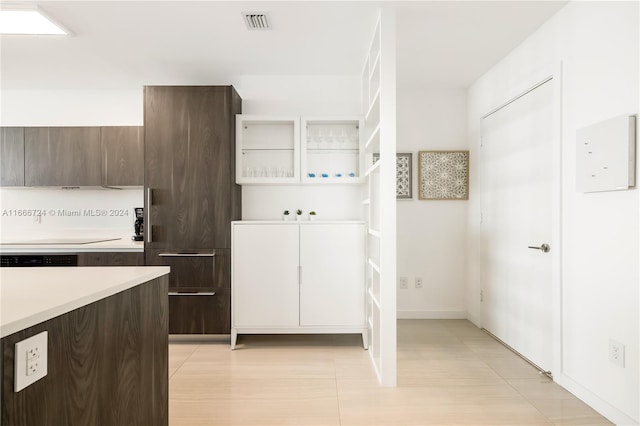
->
415, 277, 423, 288
26, 347, 41, 376
15, 331, 48, 392
399, 277, 408, 289
609, 339, 625, 367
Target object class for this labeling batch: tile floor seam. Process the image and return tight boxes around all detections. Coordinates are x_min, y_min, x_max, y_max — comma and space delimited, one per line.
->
333, 361, 343, 426
169, 343, 201, 380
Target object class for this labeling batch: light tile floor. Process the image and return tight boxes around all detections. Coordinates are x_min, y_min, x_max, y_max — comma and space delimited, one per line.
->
168, 320, 612, 425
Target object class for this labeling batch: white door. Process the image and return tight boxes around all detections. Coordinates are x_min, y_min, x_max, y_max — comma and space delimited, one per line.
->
299, 224, 365, 327
232, 224, 300, 327
480, 79, 554, 372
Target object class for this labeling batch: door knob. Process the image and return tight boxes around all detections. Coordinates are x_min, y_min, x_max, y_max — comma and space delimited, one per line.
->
528, 243, 550, 253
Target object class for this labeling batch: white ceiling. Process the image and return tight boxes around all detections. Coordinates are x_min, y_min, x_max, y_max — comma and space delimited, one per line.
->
1, 1, 567, 91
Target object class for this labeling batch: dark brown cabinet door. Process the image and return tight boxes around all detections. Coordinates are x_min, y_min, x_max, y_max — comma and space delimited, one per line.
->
144, 86, 241, 249
168, 289, 230, 334
77, 252, 144, 266
145, 248, 229, 291
25, 127, 101, 186
101, 126, 144, 186
0, 127, 25, 186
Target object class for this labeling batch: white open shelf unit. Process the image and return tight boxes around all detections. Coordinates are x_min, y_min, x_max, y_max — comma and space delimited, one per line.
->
236, 115, 364, 185
361, 10, 397, 386
236, 115, 300, 185
301, 117, 364, 184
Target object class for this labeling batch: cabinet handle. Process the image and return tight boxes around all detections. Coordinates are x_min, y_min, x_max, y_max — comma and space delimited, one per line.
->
146, 187, 153, 243
298, 265, 302, 285
168, 292, 216, 296
158, 251, 216, 257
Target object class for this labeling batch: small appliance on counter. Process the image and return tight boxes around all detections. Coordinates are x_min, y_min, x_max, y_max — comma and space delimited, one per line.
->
132, 207, 144, 241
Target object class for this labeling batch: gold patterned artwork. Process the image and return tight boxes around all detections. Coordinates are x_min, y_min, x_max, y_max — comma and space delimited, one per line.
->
418, 151, 469, 200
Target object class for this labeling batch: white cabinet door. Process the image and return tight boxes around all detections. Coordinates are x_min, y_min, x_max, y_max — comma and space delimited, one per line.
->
233, 224, 299, 327
299, 224, 365, 327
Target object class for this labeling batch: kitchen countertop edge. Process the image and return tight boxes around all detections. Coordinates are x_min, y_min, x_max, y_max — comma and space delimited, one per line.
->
0, 266, 170, 338
0, 240, 144, 254
232, 220, 366, 224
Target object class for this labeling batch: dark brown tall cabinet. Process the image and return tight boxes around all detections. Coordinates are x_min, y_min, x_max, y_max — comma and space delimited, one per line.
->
144, 86, 241, 334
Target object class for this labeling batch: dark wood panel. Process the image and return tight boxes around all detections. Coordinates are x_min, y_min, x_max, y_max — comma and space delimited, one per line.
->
144, 86, 240, 249
0, 128, 25, 186
101, 126, 144, 186
145, 248, 229, 290
1, 276, 168, 426
24, 127, 102, 186
230, 88, 243, 223
77, 252, 144, 266
168, 289, 230, 334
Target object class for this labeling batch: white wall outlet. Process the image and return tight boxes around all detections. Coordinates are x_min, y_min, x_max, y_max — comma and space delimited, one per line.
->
609, 339, 625, 367
15, 331, 48, 392
415, 277, 423, 288
399, 277, 408, 289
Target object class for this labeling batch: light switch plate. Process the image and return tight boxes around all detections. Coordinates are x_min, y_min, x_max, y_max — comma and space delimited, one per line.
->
576, 115, 636, 192
15, 331, 48, 392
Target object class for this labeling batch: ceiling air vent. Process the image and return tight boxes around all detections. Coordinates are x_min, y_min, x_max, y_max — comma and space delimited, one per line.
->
242, 12, 271, 30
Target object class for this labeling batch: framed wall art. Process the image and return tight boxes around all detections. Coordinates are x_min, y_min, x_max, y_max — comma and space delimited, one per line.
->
373, 152, 413, 199
418, 150, 469, 200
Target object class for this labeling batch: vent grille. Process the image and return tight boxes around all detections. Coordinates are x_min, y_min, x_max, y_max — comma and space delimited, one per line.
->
242, 12, 270, 30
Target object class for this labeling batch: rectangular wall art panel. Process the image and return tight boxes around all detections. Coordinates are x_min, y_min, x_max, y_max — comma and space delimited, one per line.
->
418, 151, 469, 200
373, 152, 412, 199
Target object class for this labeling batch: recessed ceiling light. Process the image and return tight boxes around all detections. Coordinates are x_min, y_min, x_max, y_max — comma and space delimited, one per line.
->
0, 8, 69, 35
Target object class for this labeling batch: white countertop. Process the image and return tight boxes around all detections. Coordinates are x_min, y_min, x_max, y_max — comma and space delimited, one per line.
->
0, 238, 143, 253
0, 266, 170, 338
232, 220, 366, 225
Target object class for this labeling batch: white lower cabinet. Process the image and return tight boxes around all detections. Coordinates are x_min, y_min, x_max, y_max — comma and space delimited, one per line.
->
231, 221, 367, 349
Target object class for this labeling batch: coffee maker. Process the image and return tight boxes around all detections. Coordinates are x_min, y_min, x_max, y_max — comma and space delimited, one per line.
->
132, 207, 144, 241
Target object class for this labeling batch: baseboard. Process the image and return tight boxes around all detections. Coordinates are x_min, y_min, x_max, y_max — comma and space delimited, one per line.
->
397, 310, 467, 319
554, 373, 638, 425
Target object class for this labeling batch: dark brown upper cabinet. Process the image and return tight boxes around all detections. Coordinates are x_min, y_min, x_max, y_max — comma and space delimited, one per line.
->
144, 86, 242, 250
0, 127, 25, 186
25, 127, 102, 186
101, 126, 144, 186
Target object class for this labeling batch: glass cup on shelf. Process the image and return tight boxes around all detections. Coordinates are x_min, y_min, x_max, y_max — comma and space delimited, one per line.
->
245, 166, 255, 177
349, 127, 359, 148
307, 127, 316, 150
338, 129, 347, 146
316, 129, 326, 149
327, 130, 336, 148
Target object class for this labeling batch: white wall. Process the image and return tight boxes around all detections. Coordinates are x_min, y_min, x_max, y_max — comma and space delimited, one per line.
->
467, 2, 639, 424
0, 89, 143, 126
396, 87, 468, 318
234, 75, 364, 221
0, 188, 142, 241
